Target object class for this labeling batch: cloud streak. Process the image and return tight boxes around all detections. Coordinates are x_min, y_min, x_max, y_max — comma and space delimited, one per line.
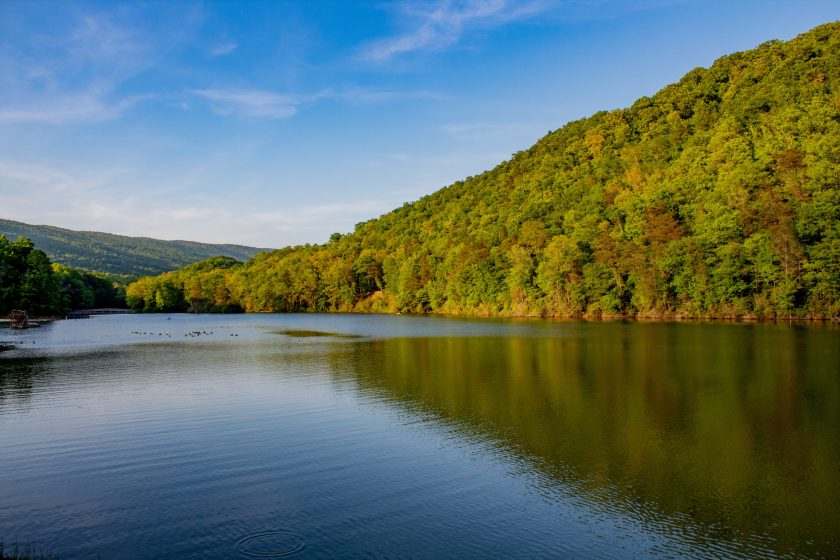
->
211, 41, 238, 56
358, 0, 688, 62
0, 159, 397, 246
192, 89, 302, 119
192, 86, 443, 120
139, 199, 397, 245
0, 92, 149, 124
360, 0, 552, 61
333, 87, 445, 103
0, 6, 202, 125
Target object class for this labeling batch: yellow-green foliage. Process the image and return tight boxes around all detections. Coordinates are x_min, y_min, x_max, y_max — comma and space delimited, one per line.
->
128, 23, 840, 319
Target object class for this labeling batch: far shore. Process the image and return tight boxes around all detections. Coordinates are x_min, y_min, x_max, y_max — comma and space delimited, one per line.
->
3, 310, 836, 325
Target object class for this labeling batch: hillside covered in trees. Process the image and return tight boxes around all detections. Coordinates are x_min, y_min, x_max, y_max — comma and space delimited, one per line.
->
0, 219, 269, 281
127, 23, 840, 320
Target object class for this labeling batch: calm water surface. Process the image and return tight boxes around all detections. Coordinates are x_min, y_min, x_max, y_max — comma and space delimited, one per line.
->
1, 314, 838, 559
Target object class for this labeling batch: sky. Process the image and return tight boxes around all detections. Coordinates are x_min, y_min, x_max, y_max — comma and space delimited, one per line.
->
1, 1, 837, 247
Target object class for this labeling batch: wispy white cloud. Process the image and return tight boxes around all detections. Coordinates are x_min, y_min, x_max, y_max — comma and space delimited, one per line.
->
0, 160, 138, 231
1, 7, 202, 125
253, 200, 394, 229
440, 120, 544, 140
0, 93, 149, 124
358, 0, 689, 62
191, 86, 443, 120
192, 89, 302, 119
360, 0, 553, 62
133, 199, 397, 245
333, 87, 445, 103
0, 160, 111, 193
66, 13, 149, 65
211, 41, 238, 56
0, 158, 397, 246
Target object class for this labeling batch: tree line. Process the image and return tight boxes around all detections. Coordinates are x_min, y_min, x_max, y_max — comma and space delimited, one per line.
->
0, 236, 124, 316
126, 23, 840, 320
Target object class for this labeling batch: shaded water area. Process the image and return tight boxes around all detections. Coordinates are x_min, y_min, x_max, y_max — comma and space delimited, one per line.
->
1, 314, 838, 559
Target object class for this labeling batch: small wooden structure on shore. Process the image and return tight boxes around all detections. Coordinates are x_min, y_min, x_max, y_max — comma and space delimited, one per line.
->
9, 309, 39, 329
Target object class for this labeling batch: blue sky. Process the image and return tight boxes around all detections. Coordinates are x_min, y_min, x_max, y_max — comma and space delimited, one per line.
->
1, 0, 837, 247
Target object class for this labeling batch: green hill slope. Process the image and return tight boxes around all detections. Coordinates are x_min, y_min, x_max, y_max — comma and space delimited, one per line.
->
127, 22, 840, 319
0, 219, 270, 280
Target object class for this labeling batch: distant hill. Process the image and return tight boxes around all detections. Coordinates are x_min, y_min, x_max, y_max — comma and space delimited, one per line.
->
129, 22, 839, 319
0, 219, 271, 280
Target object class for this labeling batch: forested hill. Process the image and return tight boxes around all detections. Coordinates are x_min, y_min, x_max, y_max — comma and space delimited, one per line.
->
128, 22, 840, 319
0, 219, 270, 280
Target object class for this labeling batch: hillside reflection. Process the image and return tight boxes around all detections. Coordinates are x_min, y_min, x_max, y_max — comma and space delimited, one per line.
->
337, 323, 840, 558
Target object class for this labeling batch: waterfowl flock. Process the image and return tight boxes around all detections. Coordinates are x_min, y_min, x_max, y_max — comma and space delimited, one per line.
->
130, 331, 172, 337
129, 330, 240, 338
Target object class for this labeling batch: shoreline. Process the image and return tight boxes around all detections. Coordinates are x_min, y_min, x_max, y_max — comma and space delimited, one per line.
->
75, 309, 840, 325
3, 308, 838, 325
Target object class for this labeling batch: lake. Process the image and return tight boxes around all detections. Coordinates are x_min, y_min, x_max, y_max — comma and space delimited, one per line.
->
1, 314, 838, 559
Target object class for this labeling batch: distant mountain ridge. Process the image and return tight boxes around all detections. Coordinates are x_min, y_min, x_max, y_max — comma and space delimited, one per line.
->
0, 219, 271, 280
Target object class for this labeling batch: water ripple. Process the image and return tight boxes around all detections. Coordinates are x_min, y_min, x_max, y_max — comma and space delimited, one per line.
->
236, 531, 305, 558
